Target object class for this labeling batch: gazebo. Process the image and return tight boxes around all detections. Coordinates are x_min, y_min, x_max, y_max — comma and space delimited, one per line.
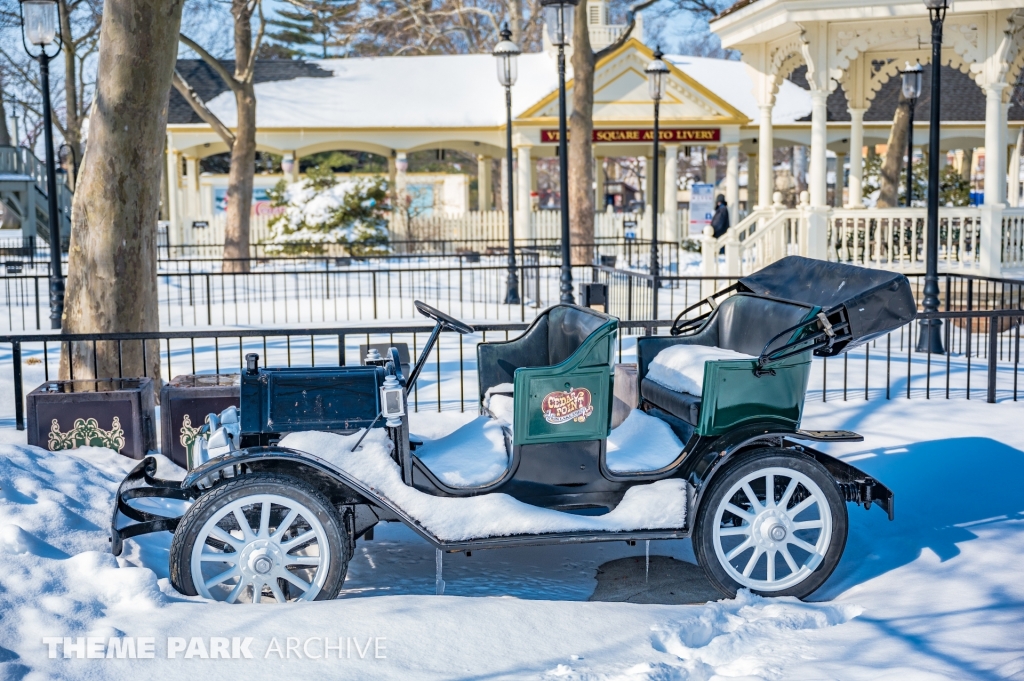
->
709, 0, 1024, 276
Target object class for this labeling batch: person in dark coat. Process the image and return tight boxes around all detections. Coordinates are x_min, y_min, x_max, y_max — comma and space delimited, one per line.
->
711, 194, 730, 238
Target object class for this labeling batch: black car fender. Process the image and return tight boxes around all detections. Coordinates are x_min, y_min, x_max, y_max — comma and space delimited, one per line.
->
685, 424, 894, 523
183, 446, 443, 544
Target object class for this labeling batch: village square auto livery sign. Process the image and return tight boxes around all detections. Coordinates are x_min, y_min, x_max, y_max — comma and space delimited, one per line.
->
540, 128, 720, 143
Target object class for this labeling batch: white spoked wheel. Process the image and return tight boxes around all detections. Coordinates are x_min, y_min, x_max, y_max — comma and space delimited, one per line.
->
694, 450, 847, 599
191, 494, 331, 603
713, 467, 832, 592
170, 474, 349, 603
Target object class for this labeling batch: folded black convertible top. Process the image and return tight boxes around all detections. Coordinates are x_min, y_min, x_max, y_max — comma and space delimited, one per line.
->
738, 256, 918, 353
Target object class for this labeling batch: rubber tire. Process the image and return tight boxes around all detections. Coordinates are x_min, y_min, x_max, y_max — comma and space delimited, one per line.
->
692, 448, 848, 600
169, 473, 350, 602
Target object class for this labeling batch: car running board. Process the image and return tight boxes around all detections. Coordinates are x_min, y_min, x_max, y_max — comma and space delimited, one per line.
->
790, 429, 865, 442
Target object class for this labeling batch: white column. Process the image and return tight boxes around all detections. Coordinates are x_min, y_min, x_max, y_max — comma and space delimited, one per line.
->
282, 152, 298, 183
1009, 131, 1022, 208
394, 151, 408, 239
166, 150, 182, 245
806, 89, 830, 260
184, 156, 200, 218
516, 145, 532, 240
477, 155, 492, 211
758, 105, 774, 208
809, 91, 828, 207
847, 108, 866, 208
664, 144, 679, 241
979, 83, 1007, 276
725, 143, 740, 227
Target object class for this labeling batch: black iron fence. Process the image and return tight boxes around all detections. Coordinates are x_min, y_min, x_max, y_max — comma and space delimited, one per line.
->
0, 236, 684, 274
1, 309, 1019, 431
594, 267, 1024, 322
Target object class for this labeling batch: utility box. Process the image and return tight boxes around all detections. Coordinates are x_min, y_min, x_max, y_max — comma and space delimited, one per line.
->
581, 282, 609, 313
160, 374, 241, 468
27, 378, 156, 460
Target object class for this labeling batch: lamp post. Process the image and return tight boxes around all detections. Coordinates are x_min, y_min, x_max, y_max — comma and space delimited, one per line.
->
917, 0, 947, 354
900, 63, 922, 207
645, 48, 668, 318
494, 24, 521, 305
19, 0, 64, 329
540, 0, 578, 304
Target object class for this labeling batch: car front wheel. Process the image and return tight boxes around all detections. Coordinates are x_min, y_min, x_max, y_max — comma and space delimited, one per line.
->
169, 473, 350, 603
693, 448, 848, 600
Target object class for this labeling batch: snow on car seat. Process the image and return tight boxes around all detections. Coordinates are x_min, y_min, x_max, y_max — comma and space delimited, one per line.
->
484, 383, 515, 427
645, 345, 757, 397
605, 409, 683, 473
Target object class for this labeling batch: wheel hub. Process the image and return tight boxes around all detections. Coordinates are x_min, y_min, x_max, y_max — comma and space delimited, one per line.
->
239, 541, 284, 580
751, 509, 792, 548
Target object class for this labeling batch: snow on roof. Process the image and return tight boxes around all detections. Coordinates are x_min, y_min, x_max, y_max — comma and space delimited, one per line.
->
666, 54, 812, 125
200, 51, 811, 129
204, 52, 561, 129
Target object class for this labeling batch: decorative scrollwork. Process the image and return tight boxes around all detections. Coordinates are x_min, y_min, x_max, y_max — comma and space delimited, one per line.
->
48, 417, 126, 453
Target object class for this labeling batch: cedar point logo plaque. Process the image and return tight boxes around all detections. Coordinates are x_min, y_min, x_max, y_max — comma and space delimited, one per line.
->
541, 388, 594, 425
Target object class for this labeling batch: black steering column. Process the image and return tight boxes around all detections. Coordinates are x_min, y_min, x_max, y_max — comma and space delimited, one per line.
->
405, 301, 475, 391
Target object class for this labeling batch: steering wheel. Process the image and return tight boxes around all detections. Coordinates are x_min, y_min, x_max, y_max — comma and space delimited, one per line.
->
414, 300, 475, 334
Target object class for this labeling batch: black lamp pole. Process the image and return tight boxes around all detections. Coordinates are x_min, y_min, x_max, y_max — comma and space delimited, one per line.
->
917, 0, 946, 354
20, 0, 64, 329
556, 33, 573, 304
646, 48, 667, 319
541, 0, 578, 304
494, 25, 521, 305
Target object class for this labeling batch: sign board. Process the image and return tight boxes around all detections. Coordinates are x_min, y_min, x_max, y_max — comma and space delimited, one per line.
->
623, 219, 637, 240
541, 128, 720, 144
191, 220, 209, 229
689, 184, 715, 236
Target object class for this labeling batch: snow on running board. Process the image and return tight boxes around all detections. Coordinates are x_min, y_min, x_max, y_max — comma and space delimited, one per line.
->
278, 429, 688, 543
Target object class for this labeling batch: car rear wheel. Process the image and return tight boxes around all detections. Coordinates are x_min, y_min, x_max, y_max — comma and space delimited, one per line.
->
169, 473, 350, 603
693, 448, 847, 600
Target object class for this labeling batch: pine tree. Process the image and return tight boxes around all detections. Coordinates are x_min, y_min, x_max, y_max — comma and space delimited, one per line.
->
266, 0, 357, 58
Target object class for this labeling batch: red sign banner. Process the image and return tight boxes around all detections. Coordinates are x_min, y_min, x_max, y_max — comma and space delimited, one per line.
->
540, 128, 720, 144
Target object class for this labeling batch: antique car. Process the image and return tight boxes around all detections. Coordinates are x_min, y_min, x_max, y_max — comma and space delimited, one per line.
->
111, 257, 915, 604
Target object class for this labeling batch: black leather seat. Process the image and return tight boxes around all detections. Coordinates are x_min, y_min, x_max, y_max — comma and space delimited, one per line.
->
478, 305, 610, 398
637, 294, 814, 426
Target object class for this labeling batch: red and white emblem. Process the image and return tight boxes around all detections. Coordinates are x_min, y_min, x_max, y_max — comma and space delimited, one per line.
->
541, 388, 594, 425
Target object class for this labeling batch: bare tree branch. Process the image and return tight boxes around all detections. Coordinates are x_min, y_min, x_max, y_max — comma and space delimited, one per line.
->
595, 0, 658, 60
171, 70, 236, 148
179, 33, 242, 94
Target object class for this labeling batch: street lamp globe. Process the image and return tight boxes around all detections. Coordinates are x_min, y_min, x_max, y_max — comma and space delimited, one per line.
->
493, 25, 520, 88
901, 63, 923, 100
540, 0, 578, 47
923, 0, 948, 8
21, 0, 58, 47
645, 48, 669, 101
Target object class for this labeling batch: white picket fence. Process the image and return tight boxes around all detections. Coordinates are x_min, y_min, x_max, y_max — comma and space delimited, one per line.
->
170, 209, 693, 250
703, 204, 1024, 277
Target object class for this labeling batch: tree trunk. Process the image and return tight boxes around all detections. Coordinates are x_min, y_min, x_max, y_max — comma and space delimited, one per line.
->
60, 0, 184, 385
877, 92, 910, 208
0, 89, 11, 147
223, 0, 256, 272
508, 0, 522, 44
568, 5, 595, 265
58, 0, 81, 191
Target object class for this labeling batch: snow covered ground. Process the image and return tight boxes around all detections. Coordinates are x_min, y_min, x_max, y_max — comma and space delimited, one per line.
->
0, 396, 1021, 680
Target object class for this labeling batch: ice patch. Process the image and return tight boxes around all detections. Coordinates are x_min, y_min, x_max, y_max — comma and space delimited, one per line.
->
606, 410, 684, 473
646, 345, 757, 397
279, 429, 688, 541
